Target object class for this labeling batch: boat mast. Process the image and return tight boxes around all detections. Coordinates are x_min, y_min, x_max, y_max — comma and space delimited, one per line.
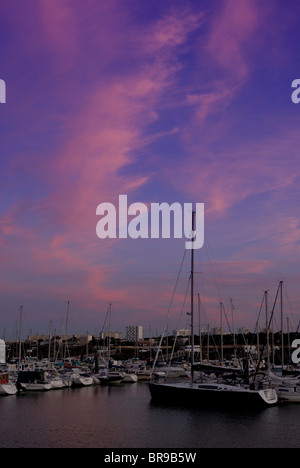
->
207, 324, 210, 362
18, 306, 23, 371
220, 301, 224, 364
265, 290, 270, 370
198, 293, 202, 362
190, 210, 195, 368
108, 302, 112, 362
231, 299, 237, 364
64, 300, 70, 360
280, 281, 284, 374
48, 320, 52, 364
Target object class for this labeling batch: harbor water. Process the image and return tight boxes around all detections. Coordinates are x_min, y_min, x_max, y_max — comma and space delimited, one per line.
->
0, 382, 299, 448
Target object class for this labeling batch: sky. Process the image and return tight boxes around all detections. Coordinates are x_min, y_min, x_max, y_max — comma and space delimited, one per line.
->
1, 0, 300, 338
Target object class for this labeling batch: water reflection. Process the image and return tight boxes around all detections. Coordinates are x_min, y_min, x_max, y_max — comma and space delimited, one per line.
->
0, 384, 299, 448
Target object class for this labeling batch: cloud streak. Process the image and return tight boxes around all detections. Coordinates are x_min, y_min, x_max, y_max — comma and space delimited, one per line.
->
1, 1, 300, 334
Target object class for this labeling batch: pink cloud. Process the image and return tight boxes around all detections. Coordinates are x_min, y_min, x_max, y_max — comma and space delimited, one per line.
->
0, 4, 208, 330
205, 0, 260, 80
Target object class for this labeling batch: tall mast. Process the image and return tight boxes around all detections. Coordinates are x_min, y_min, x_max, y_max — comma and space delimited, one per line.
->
18, 306, 23, 371
220, 301, 224, 364
231, 299, 237, 364
64, 300, 70, 360
108, 302, 112, 362
280, 281, 284, 374
48, 320, 52, 364
198, 293, 202, 362
265, 290, 270, 370
190, 210, 195, 368
207, 324, 210, 362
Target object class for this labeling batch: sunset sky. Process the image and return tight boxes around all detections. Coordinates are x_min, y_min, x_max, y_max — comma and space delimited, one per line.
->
1, 0, 300, 338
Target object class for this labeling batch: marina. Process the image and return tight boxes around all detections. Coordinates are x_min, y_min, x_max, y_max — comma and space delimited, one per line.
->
0, 213, 299, 449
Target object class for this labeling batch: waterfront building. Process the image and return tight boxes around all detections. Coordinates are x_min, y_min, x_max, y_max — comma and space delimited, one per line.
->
126, 326, 143, 342
0, 339, 5, 363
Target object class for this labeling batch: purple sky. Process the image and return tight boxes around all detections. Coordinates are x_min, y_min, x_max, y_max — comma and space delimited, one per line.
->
1, 0, 300, 338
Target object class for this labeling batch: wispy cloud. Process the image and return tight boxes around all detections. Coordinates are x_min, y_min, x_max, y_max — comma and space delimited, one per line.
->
1, 1, 300, 332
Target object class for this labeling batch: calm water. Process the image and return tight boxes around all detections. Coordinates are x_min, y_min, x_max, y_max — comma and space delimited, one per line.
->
0, 382, 299, 448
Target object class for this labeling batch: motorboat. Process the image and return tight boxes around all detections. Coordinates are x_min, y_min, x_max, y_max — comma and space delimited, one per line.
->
97, 370, 124, 385
17, 371, 52, 391
0, 374, 17, 395
276, 384, 300, 402
70, 371, 93, 387
123, 373, 138, 383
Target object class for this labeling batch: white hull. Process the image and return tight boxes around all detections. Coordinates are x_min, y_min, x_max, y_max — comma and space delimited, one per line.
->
153, 367, 188, 378
135, 372, 151, 381
24, 383, 52, 391
71, 375, 93, 387
62, 377, 73, 387
50, 378, 65, 389
276, 386, 300, 402
0, 383, 18, 395
123, 374, 138, 383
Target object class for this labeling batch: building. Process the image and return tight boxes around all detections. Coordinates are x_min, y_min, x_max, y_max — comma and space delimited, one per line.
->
0, 340, 5, 364
78, 334, 94, 346
173, 329, 190, 337
211, 327, 228, 336
101, 331, 123, 340
126, 326, 143, 342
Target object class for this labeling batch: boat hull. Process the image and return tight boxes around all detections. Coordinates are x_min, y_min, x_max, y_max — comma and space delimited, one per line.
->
23, 383, 52, 391
71, 376, 93, 387
276, 387, 300, 402
123, 374, 138, 383
0, 383, 18, 395
149, 382, 278, 408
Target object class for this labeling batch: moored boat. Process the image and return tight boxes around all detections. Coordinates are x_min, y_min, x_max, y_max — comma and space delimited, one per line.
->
149, 380, 278, 408
149, 210, 278, 410
97, 370, 124, 385
70, 371, 93, 387
0, 373, 17, 396
276, 384, 300, 402
17, 371, 52, 391
123, 373, 138, 383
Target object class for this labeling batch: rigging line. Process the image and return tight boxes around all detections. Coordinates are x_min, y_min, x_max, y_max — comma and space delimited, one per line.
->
101, 302, 112, 335
166, 278, 190, 376
151, 248, 188, 376
283, 283, 297, 330
254, 293, 265, 334
255, 285, 281, 374
221, 302, 233, 335
269, 284, 281, 329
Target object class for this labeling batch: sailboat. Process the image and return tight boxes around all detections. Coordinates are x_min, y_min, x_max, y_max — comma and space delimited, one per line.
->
264, 281, 300, 402
149, 211, 278, 409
